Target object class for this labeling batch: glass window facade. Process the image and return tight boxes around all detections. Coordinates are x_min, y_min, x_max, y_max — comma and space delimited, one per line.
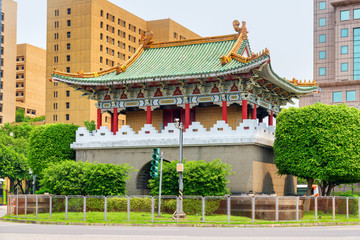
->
354, 9, 360, 19
319, 51, 326, 59
341, 63, 348, 72
319, 67, 326, 76
319, 18, 326, 26
319, 34, 326, 43
333, 92, 342, 102
341, 28, 348, 37
341, 45, 348, 54
354, 28, 360, 80
346, 91, 356, 101
319, 1, 326, 10
341, 10, 350, 21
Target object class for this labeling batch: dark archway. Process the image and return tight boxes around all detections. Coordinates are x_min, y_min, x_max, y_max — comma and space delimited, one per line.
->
136, 160, 170, 194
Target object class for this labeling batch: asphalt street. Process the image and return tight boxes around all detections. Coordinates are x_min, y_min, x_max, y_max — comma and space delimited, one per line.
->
0, 206, 360, 240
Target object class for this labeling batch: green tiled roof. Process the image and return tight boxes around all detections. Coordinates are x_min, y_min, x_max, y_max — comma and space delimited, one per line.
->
53, 39, 267, 84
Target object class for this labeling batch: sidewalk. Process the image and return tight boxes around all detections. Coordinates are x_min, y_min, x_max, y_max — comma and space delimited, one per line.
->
0, 205, 7, 217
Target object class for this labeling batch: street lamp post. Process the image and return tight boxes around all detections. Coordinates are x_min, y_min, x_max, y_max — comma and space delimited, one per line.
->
174, 118, 186, 218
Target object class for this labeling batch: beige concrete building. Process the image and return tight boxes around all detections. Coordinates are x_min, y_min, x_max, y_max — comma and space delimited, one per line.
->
0, 0, 17, 125
16, 44, 46, 118
46, 0, 200, 127
300, 0, 360, 107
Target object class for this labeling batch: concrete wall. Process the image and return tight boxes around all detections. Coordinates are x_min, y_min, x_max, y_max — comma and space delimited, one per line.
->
75, 144, 295, 196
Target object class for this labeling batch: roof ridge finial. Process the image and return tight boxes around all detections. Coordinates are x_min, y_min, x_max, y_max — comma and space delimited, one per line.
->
233, 20, 248, 39
140, 31, 154, 49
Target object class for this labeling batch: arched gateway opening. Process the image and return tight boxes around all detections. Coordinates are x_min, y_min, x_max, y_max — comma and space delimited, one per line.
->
136, 160, 170, 195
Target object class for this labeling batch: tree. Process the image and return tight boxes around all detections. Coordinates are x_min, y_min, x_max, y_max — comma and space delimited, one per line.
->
0, 122, 36, 139
15, 108, 25, 122
84, 120, 96, 132
28, 123, 79, 177
274, 103, 360, 196
148, 159, 233, 196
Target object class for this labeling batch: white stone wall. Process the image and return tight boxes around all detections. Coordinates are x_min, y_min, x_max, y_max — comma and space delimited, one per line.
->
72, 120, 275, 149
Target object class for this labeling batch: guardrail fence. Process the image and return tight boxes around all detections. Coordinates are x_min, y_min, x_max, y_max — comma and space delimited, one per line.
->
6, 195, 360, 223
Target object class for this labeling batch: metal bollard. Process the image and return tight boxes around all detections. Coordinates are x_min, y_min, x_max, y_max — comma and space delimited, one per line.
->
65, 196, 68, 220
49, 196, 52, 220
127, 196, 130, 221
227, 196, 231, 223
346, 197, 349, 219
296, 197, 299, 221
315, 197, 318, 221
104, 197, 107, 221
275, 197, 279, 222
83, 196, 86, 222
252, 197, 255, 223
151, 197, 154, 224
332, 197, 335, 220
202, 197, 205, 223
24, 196, 27, 219
36, 195, 38, 219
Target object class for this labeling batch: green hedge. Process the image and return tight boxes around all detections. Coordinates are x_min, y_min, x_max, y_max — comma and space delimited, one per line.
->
41, 161, 132, 195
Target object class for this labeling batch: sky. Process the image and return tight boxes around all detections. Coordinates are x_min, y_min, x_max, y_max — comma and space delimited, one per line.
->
15, 0, 314, 82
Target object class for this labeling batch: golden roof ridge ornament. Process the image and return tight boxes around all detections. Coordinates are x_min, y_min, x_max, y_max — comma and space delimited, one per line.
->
140, 31, 154, 49
233, 20, 248, 40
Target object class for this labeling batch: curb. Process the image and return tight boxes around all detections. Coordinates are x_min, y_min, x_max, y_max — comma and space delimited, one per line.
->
2, 217, 360, 228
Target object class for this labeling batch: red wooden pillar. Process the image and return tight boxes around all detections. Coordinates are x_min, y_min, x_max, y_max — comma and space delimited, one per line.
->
113, 108, 118, 134
110, 113, 114, 132
97, 108, 102, 130
252, 104, 257, 120
269, 110, 274, 126
185, 103, 190, 129
242, 100, 248, 122
146, 106, 152, 124
222, 101, 228, 123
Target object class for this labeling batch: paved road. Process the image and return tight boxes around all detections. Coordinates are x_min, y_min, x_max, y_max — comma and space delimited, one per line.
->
0, 221, 360, 240
1, 206, 360, 240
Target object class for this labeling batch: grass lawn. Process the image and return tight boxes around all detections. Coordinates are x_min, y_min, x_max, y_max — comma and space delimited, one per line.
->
3, 210, 360, 225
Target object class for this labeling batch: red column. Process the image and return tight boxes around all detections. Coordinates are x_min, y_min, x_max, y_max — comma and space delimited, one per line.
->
222, 101, 228, 123
242, 100, 248, 122
185, 103, 190, 129
269, 110, 274, 126
113, 108, 118, 134
146, 106, 152, 124
252, 104, 257, 120
97, 108, 102, 130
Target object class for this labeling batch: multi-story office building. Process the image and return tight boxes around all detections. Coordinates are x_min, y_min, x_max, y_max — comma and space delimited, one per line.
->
16, 44, 46, 118
46, 0, 200, 127
0, 0, 17, 124
300, 0, 360, 107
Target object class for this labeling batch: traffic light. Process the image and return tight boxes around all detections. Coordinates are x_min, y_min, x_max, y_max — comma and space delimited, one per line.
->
150, 148, 160, 178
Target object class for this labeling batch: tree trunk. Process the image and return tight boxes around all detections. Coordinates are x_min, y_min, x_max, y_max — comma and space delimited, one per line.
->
304, 178, 314, 212
326, 183, 334, 196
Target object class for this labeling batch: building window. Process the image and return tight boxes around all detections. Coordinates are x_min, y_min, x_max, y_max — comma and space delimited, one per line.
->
67, 8, 71, 15
66, 114, 70, 121
66, 55, 70, 62
346, 91, 356, 101
53, 103, 58, 109
66, 102, 70, 109
100, 10, 103, 17
55, 9, 59, 16
333, 92, 342, 102
100, 33, 103, 40
67, 20, 71, 27
341, 63, 348, 72
0, 104, 2, 112
319, 67, 326, 76
100, 45, 103, 51
66, 67, 70, 73
54, 44, 58, 51
67, 32, 71, 38
319, 51, 326, 59
53, 115, 57, 121
54, 21, 59, 28
66, 90, 70, 97
67, 43, 71, 50
341, 28, 348, 37
354, 9, 360, 19
0, 117, 2, 124
319, 34, 326, 43
354, 28, 360, 80
319, 1, 326, 10
340, 10, 350, 21
54, 56, 58, 63
54, 33, 59, 40
53, 91, 58, 98
341, 45, 348, 55
100, 22, 103, 28
100, 56, 103, 63
319, 18, 326, 26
